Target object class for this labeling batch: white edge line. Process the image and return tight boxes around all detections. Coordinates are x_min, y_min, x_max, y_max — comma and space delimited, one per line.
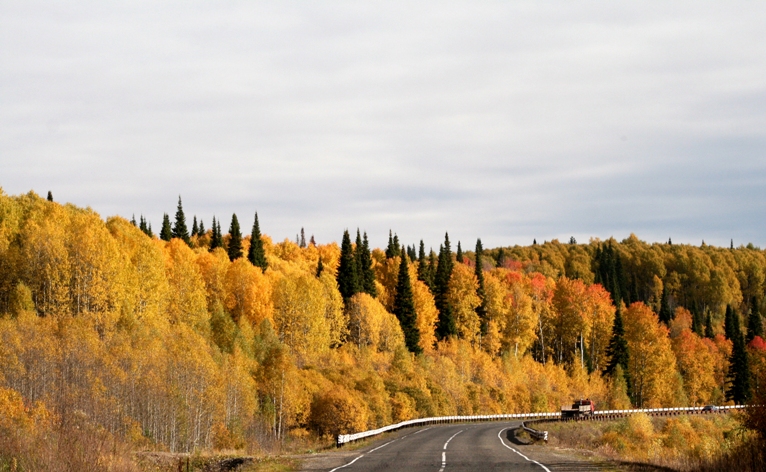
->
497, 427, 552, 472
329, 453, 364, 472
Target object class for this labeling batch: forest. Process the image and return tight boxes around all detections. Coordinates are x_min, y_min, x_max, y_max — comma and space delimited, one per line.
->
0, 189, 765, 468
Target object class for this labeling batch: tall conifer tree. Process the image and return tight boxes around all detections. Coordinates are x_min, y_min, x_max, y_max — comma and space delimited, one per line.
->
705, 313, 715, 339
227, 214, 243, 261
199, 219, 205, 236
417, 240, 428, 283
358, 231, 376, 297
191, 216, 198, 237
435, 233, 456, 339
456, 242, 463, 264
209, 216, 222, 250
316, 257, 324, 277
726, 309, 751, 404
604, 306, 631, 400
475, 239, 488, 335
386, 231, 395, 258
160, 213, 172, 241
658, 284, 672, 325
131, 214, 137, 226
747, 297, 763, 342
393, 252, 421, 353
337, 230, 359, 301
172, 196, 191, 245
247, 212, 268, 270
496, 247, 505, 268
46, 191, 53, 202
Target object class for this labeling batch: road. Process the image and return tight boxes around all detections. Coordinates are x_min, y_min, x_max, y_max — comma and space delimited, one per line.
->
301, 422, 607, 471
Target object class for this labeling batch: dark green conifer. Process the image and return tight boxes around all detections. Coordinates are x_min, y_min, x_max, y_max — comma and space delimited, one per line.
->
172, 197, 191, 245
247, 212, 268, 270
569, 236, 577, 244
316, 257, 324, 278
747, 297, 763, 342
435, 233, 456, 339
392, 234, 401, 258
337, 230, 360, 301
726, 309, 751, 404
456, 242, 463, 263
227, 214, 243, 261
533, 239, 537, 245
426, 249, 437, 290
199, 219, 205, 235
357, 231, 376, 297
160, 213, 172, 241
658, 284, 672, 325
139, 216, 148, 235
496, 247, 505, 268
724, 305, 736, 341
417, 240, 428, 283
393, 252, 421, 354
475, 239, 488, 335
209, 216, 222, 250
407, 245, 417, 262
300, 228, 306, 248
691, 306, 703, 337
386, 231, 395, 258
131, 214, 137, 226
46, 191, 53, 202
192, 216, 198, 237
604, 306, 631, 400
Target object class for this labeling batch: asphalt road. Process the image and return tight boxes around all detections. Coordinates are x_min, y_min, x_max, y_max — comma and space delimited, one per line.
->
317, 422, 556, 472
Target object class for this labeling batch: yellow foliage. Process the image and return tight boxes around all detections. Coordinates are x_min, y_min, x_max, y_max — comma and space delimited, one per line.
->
448, 264, 481, 344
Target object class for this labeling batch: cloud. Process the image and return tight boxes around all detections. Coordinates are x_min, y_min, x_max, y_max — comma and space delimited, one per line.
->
1, 1, 765, 249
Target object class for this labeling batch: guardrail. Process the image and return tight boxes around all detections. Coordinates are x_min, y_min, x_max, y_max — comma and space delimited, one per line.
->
335, 405, 747, 446
521, 421, 548, 441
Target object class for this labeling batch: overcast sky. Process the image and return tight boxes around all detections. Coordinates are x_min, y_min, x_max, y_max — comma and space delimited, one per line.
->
2, 2, 765, 250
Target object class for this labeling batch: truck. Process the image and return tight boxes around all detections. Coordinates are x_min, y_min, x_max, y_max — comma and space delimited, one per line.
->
561, 398, 595, 419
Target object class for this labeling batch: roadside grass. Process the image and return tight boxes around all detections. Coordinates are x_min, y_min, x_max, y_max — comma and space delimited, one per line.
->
541, 413, 762, 471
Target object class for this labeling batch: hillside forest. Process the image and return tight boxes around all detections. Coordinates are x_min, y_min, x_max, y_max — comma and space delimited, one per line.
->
0, 190, 764, 461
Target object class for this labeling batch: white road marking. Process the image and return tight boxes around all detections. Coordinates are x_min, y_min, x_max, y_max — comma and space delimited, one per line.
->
413, 426, 432, 435
328, 433, 412, 471
438, 429, 464, 471
497, 428, 552, 472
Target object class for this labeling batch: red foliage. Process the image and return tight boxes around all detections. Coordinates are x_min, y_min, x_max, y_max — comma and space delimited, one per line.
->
748, 336, 766, 351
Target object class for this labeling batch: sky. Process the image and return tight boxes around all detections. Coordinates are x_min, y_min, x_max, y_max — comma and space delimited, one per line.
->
2, 2, 765, 250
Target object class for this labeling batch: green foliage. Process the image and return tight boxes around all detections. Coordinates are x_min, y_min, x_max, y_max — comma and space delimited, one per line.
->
356, 231, 376, 297
747, 297, 763, 342
337, 229, 359, 300
605, 306, 631, 401
474, 239, 488, 335
247, 212, 268, 271
210, 216, 223, 250
393, 253, 421, 354
172, 196, 191, 245
160, 213, 172, 241
227, 214, 243, 261
434, 233, 456, 339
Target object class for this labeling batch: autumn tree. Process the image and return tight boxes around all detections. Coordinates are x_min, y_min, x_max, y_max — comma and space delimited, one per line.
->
247, 212, 268, 271
447, 264, 481, 344
227, 214, 243, 262
604, 306, 631, 397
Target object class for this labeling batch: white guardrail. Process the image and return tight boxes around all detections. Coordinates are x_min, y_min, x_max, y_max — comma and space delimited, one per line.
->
336, 405, 747, 446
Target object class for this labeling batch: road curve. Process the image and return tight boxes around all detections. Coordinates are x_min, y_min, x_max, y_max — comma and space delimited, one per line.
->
307, 422, 555, 471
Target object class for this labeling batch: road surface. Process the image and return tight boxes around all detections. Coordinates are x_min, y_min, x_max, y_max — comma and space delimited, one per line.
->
300, 421, 612, 471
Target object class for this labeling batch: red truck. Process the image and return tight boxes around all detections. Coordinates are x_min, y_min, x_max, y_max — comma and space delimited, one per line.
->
561, 399, 595, 419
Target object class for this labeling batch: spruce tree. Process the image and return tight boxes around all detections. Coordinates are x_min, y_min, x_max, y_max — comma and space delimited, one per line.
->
192, 216, 198, 237
199, 219, 205, 235
358, 232, 376, 297
392, 234, 401, 258
496, 247, 505, 268
147, 223, 153, 238
209, 216, 222, 250
726, 309, 751, 404
247, 212, 268, 271
533, 239, 537, 245
316, 257, 324, 278
604, 306, 631, 401
435, 233, 456, 339
139, 216, 148, 235
417, 240, 428, 283
705, 313, 715, 339
426, 249, 437, 291
475, 239, 488, 335
354, 230, 364, 282
46, 191, 53, 202
386, 231, 395, 259
724, 305, 736, 341
337, 230, 360, 301
131, 214, 137, 226
658, 284, 672, 325
172, 196, 191, 245
227, 214, 243, 261
456, 242, 463, 264
160, 213, 172, 241
747, 297, 763, 342
300, 228, 306, 248
408, 245, 417, 262
393, 252, 421, 354
692, 306, 703, 337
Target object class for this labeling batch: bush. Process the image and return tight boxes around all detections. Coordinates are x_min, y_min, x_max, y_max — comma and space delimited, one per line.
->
308, 388, 369, 438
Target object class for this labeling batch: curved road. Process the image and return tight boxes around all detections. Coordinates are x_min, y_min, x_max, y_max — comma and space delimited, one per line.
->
303, 422, 589, 471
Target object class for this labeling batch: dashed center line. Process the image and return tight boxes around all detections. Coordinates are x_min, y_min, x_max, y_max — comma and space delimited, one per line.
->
438, 429, 464, 472
328, 432, 412, 472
